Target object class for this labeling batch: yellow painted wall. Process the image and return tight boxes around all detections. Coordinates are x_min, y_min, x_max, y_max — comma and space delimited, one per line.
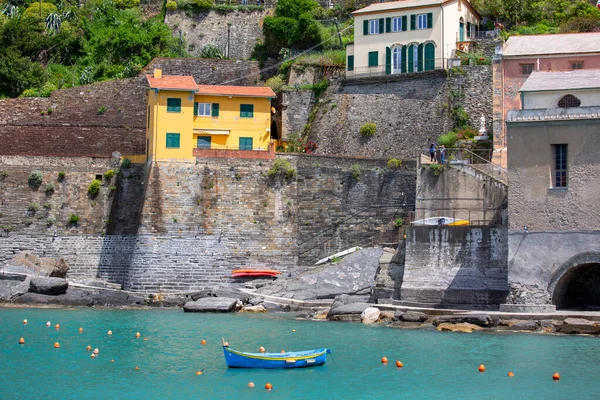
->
192, 95, 272, 151
147, 89, 196, 162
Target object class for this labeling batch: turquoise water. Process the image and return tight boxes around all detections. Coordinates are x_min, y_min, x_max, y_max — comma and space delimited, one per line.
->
1, 308, 599, 400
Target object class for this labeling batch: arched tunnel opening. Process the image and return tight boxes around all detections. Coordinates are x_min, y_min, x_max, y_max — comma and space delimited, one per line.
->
552, 263, 600, 310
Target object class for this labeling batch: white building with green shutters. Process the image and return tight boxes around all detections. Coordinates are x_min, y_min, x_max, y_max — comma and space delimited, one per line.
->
346, 0, 481, 78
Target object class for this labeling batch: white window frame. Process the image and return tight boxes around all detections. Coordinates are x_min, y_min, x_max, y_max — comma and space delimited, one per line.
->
392, 17, 402, 32
392, 47, 402, 73
413, 45, 419, 70
417, 14, 427, 29
369, 19, 379, 35
196, 103, 211, 117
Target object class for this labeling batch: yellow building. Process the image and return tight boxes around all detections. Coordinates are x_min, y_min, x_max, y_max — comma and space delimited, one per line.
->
146, 69, 276, 162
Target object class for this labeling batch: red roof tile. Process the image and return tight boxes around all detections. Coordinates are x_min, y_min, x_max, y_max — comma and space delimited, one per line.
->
197, 85, 276, 98
146, 75, 197, 91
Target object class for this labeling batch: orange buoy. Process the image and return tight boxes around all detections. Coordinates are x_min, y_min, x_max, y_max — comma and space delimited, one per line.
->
90, 353, 96, 358
195, 371, 203, 375
553, 372, 560, 381
93, 348, 99, 354
265, 383, 273, 390
381, 356, 388, 364
478, 364, 486, 373
259, 346, 265, 353
55, 324, 60, 329
19, 337, 25, 344
248, 382, 255, 388
201, 339, 206, 345
135, 366, 140, 371
78, 327, 83, 333
54, 342, 60, 348
46, 321, 51, 327
23, 319, 27, 325
86, 345, 92, 351
108, 330, 112, 335
280, 350, 285, 354
135, 332, 141, 338
396, 360, 403, 368
508, 371, 514, 377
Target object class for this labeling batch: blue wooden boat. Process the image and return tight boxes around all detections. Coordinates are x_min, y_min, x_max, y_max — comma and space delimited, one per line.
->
222, 338, 331, 369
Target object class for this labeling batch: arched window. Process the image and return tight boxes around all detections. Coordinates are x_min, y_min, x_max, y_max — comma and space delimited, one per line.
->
407, 44, 416, 73
424, 42, 435, 71
558, 94, 581, 108
392, 47, 403, 73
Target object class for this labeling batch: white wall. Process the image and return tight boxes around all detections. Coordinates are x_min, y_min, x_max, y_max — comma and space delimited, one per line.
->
523, 89, 600, 109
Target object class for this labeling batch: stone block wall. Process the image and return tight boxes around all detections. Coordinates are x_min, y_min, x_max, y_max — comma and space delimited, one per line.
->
447, 66, 493, 132
165, 9, 267, 61
0, 155, 117, 235
279, 90, 314, 138
402, 226, 509, 309
144, 58, 261, 86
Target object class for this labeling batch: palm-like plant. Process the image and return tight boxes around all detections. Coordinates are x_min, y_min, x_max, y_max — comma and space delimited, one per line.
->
45, 12, 61, 32
1, 4, 19, 18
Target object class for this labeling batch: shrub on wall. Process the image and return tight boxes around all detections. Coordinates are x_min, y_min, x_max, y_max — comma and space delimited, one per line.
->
438, 131, 458, 148
58, 171, 66, 181
121, 158, 132, 169
387, 158, 403, 169
88, 179, 102, 196
429, 163, 444, 176
104, 169, 115, 180
68, 214, 80, 225
45, 183, 55, 194
265, 75, 285, 94
350, 163, 361, 181
360, 122, 376, 137
28, 171, 43, 188
267, 158, 297, 180
166, 0, 177, 10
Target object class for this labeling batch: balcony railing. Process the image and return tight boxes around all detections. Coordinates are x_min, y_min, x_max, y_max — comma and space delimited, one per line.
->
345, 58, 449, 79
456, 30, 499, 42
193, 143, 275, 160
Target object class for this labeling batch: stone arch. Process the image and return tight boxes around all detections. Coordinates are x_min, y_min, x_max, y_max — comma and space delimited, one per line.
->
548, 252, 600, 310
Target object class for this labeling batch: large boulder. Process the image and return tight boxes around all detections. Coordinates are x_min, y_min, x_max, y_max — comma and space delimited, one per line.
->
256, 247, 384, 300
361, 307, 381, 324
436, 323, 483, 333
433, 313, 493, 328
327, 303, 371, 321
241, 305, 267, 313
91, 290, 144, 307
0, 277, 30, 301
401, 311, 429, 323
210, 287, 249, 303
12, 288, 94, 307
183, 297, 238, 313
2, 253, 69, 278
29, 276, 68, 295
556, 318, 600, 334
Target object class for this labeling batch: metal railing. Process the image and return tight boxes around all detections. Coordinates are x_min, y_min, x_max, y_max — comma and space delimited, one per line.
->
425, 148, 508, 183
456, 30, 499, 42
408, 207, 506, 227
345, 58, 449, 79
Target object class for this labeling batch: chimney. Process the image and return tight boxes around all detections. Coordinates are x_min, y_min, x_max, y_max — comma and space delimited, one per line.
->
154, 69, 162, 79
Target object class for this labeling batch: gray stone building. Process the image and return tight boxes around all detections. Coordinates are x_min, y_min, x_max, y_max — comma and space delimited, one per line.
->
503, 69, 600, 312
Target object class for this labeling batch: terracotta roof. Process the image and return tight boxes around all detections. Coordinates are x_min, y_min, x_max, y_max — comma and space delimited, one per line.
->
520, 70, 600, 92
504, 33, 600, 57
196, 85, 276, 98
146, 75, 197, 91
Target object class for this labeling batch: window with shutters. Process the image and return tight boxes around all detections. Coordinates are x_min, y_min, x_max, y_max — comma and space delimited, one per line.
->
197, 136, 211, 149
240, 104, 254, 118
195, 103, 211, 117
392, 17, 403, 32
369, 19, 379, 34
239, 137, 253, 151
166, 133, 180, 149
166, 98, 181, 113
347, 55, 354, 71
368, 51, 378, 67
417, 14, 427, 29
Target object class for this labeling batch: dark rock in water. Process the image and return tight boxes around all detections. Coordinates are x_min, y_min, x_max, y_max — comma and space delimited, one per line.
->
183, 297, 238, 313
210, 287, 249, 303
189, 290, 211, 301
248, 297, 264, 306
556, 318, 600, 334
13, 289, 93, 307
0, 278, 30, 301
510, 320, 538, 331
261, 301, 283, 312
29, 276, 68, 295
91, 290, 144, 307
393, 310, 404, 321
256, 248, 384, 300
327, 303, 371, 319
401, 311, 428, 323
433, 314, 492, 327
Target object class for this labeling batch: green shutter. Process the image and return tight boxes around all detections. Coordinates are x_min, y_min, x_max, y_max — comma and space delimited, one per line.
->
385, 17, 391, 33
167, 98, 181, 113
347, 55, 354, 71
408, 45, 414, 72
240, 104, 254, 118
211, 103, 219, 117
166, 133, 180, 148
410, 14, 416, 30
194, 102, 199, 116
379, 18, 384, 34
239, 137, 253, 151
368, 51, 378, 67
424, 42, 435, 71
402, 15, 407, 31
401, 45, 407, 73
385, 47, 391, 75
427, 12, 433, 28
363, 20, 369, 35
418, 43, 424, 72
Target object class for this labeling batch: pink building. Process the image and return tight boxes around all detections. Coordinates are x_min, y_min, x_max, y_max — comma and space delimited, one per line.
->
492, 32, 600, 168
